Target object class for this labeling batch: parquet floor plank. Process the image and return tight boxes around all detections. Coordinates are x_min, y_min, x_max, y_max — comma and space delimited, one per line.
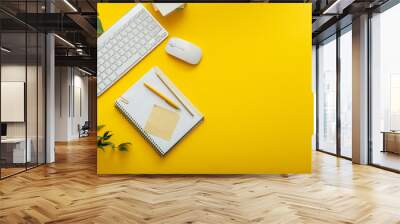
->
1, 136, 400, 223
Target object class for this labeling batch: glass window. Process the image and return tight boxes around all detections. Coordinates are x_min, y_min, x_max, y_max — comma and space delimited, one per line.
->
1, 31, 28, 177
339, 28, 352, 158
0, 1, 46, 179
312, 45, 317, 151
27, 30, 39, 169
371, 3, 400, 171
318, 36, 337, 154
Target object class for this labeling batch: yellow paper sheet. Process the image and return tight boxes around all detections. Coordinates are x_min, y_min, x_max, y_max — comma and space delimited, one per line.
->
144, 105, 180, 141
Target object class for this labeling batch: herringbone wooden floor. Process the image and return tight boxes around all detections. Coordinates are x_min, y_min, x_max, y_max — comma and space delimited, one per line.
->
1, 137, 400, 224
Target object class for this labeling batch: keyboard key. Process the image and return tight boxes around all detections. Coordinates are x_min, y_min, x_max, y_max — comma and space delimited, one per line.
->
97, 4, 168, 96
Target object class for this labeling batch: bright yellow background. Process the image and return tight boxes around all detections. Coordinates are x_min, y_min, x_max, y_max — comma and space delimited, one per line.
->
97, 3, 312, 174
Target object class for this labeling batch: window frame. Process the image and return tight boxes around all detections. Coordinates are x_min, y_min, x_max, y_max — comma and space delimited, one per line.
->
316, 24, 353, 160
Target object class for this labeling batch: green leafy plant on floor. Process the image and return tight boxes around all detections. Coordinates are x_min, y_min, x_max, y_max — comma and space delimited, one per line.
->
97, 125, 131, 152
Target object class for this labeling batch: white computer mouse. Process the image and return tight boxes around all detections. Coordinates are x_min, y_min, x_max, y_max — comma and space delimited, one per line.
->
165, 37, 202, 65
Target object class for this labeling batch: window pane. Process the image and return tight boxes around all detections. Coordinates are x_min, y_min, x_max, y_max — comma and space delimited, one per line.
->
27, 31, 38, 169
0, 1, 46, 179
340, 29, 352, 158
1, 31, 27, 177
318, 37, 337, 154
371, 3, 400, 171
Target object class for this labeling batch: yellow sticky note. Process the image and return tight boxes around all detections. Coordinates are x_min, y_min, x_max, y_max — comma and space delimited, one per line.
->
144, 105, 180, 141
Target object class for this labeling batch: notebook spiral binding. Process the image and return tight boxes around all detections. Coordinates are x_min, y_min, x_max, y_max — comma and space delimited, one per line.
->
115, 100, 163, 155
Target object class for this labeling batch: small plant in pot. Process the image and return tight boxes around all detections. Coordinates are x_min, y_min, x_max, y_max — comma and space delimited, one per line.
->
97, 125, 131, 151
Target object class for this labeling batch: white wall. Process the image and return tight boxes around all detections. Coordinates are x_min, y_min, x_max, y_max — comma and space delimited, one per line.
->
1, 65, 26, 141
54, 67, 89, 141
1, 65, 38, 138
72, 73, 89, 138
55, 67, 69, 141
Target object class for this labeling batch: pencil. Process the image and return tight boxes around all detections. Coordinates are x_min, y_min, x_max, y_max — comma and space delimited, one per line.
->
155, 72, 195, 117
144, 82, 180, 110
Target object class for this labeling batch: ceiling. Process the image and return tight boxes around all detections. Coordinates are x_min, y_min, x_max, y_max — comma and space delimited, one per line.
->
0, 0, 97, 74
1, 0, 397, 73
0, 31, 45, 64
311, 0, 391, 43
98, 0, 393, 43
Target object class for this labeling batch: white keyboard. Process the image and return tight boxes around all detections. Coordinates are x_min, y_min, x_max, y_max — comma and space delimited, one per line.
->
97, 4, 168, 96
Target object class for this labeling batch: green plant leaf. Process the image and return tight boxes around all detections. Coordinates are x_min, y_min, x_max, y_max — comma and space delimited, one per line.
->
97, 125, 105, 131
97, 17, 104, 37
97, 126, 132, 152
101, 141, 113, 147
118, 142, 131, 152
97, 140, 105, 151
103, 131, 112, 140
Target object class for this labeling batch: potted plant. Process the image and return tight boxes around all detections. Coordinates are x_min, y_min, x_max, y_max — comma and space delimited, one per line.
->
97, 125, 131, 151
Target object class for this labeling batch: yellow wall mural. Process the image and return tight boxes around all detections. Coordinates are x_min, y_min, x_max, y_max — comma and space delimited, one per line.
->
97, 3, 312, 174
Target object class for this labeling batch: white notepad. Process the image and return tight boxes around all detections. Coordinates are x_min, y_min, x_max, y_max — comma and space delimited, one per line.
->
115, 67, 204, 155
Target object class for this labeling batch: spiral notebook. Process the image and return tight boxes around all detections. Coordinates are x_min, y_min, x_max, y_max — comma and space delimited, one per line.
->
115, 67, 204, 155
